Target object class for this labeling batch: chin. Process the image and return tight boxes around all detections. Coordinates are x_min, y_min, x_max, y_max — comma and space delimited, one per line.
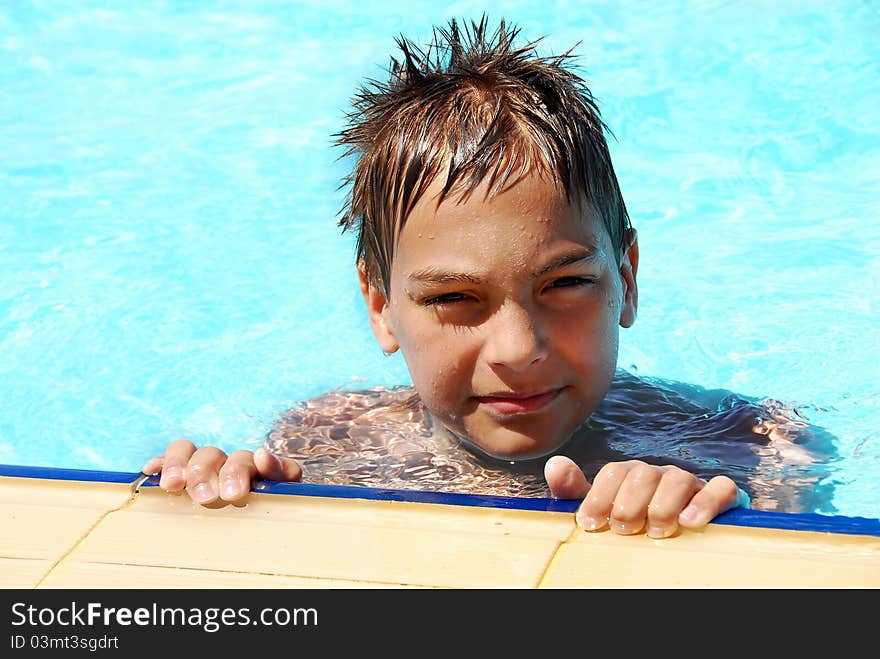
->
465, 428, 570, 463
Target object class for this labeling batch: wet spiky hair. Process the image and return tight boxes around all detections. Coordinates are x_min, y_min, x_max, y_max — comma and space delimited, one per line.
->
336, 16, 632, 294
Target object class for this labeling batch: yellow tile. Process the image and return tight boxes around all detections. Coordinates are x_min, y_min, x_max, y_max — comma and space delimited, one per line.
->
40, 562, 427, 588
0, 476, 138, 508
134, 486, 576, 538
0, 557, 53, 588
540, 524, 880, 588
0, 477, 137, 562
66, 488, 572, 588
7, 476, 877, 589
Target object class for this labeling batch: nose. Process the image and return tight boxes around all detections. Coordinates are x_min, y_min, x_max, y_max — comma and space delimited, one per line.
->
482, 300, 548, 372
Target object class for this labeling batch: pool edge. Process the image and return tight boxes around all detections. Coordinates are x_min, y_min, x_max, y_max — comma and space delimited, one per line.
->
2, 463, 877, 538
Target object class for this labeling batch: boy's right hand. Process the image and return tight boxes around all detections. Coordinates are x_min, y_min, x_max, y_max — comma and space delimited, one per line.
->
141, 439, 302, 506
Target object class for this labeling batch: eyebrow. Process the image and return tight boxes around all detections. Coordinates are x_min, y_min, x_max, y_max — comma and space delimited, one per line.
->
406, 246, 602, 286
532, 246, 602, 278
407, 269, 487, 285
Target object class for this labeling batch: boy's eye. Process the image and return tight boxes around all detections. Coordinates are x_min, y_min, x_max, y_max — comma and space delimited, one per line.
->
547, 276, 595, 290
422, 292, 470, 306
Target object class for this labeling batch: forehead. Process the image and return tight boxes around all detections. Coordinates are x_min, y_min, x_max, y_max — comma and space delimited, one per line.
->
396, 172, 611, 260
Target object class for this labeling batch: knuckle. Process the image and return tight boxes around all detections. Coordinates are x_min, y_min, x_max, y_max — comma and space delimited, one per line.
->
597, 462, 628, 482
192, 446, 226, 462
184, 461, 213, 481
168, 438, 197, 453
628, 464, 661, 486
662, 467, 695, 488
227, 450, 256, 466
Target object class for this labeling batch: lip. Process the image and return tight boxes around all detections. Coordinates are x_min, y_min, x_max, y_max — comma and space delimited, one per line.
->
474, 388, 564, 415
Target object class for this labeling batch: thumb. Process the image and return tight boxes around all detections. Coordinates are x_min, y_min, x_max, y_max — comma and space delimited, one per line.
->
254, 448, 303, 483
544, 455, 591, 500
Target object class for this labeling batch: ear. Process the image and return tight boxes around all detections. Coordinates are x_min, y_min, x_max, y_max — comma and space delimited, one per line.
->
358, 261, 399, 354
618, 229, 639, 328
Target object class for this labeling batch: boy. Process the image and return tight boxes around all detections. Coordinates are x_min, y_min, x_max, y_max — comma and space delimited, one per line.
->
144, 17, 779, 539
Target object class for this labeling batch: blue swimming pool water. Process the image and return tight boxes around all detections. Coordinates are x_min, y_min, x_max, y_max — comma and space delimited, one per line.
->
1, 1, 878, 518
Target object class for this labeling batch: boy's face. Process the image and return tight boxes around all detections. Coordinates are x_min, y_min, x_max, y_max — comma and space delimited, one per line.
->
361, 171, 638, 460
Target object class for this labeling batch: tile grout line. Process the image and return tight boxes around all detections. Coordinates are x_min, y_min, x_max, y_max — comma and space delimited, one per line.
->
69, 560, 447, 589
534, 523, 581, 588
33, 475, 150, 589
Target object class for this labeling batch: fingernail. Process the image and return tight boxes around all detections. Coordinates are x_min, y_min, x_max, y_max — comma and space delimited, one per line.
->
193, 482, 216, 503
610, 520, 637, 535
679, 504, 699, 525
255, 447, 279, 468
160, 466, 183, 489
221, 477, 242, 500
648, 525, 672, 539
577, 514, 601, 531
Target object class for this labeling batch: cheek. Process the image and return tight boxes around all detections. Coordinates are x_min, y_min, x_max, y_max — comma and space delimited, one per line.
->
553, 301, 620, 373
397, 326, 473, 400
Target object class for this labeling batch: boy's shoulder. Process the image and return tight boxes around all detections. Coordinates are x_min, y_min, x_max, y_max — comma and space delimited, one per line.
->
607, 369, 756, 412
273, 385, 423, 429
264, 385, 429, 461
599, 369, 832, 467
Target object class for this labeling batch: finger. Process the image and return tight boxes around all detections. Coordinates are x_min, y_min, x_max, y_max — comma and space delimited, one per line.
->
158, 439, 198, 491
607, 462, 664, 535
184, 446, 228, 505
645, 468, 704, 538
217, 451, 260, 503
142, 456, 164, 476
678, 476, 740, 528
254, 447, 302, 482
576, 460, 637, 531
544, 455, 590, 500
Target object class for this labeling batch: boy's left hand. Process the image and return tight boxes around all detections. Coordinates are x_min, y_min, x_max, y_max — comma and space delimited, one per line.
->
543, 455, 748, 539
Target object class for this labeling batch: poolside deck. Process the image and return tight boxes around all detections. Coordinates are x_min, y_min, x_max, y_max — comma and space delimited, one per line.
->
2, 469, 878, 589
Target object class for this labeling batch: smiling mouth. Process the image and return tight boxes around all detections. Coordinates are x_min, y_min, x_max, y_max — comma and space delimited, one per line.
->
474, 388, 564, 415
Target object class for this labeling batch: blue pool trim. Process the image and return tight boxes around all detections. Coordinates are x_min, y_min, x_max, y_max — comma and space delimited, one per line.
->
249, 478, 584, 513
0, 463, 142, 484
2, 464, 878, 537
709, 507, 880, 536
